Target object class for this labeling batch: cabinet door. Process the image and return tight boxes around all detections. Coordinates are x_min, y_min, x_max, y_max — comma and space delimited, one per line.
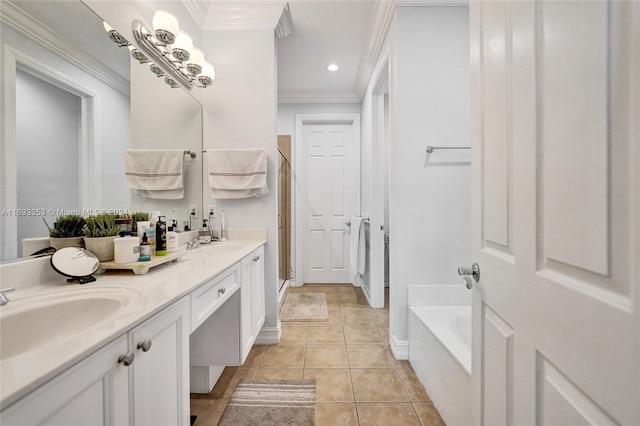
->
130, 297, 189, 426
240, 255, 255, 361
251, 246, 265, 336
1, 336, 130, 426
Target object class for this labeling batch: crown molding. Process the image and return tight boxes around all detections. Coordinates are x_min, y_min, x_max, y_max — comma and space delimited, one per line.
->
1, 1, 129, 96
182, 0, 211, 29
354, 0, 396, 100
275, 3, 293, 39
278, 90, 361, 104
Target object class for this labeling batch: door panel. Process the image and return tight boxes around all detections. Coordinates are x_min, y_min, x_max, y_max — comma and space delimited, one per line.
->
471, 1, 639, 425
481, 304, 514, 426
302, 123, 355, 283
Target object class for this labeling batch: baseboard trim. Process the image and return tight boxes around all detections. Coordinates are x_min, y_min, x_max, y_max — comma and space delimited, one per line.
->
255, 325, 281, 345
390, 334, 409, 360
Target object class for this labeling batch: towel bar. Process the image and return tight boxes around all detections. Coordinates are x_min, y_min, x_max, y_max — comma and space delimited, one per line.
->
425, 146, 470, 154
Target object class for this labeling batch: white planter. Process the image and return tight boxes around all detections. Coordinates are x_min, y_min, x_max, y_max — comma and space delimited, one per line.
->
83, 236, 117, 262
49, 237, 84, 251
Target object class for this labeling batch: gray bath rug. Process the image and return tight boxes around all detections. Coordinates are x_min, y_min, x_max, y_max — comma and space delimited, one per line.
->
280, 293, 328, 321
218, 379, 316, 426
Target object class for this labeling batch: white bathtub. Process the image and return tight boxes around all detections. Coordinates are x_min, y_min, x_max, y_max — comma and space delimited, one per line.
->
409, 305, 472, 426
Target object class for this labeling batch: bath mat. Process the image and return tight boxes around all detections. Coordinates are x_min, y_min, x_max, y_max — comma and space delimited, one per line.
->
280, 293, 328, 321
218, 379, 316, 426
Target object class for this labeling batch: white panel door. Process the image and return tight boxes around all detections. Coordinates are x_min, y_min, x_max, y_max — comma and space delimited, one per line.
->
302, 122, 356, 283
470, 1, 639, 424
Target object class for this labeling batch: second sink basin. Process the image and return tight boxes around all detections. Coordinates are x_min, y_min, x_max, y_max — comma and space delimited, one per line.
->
0, 287, 141, 361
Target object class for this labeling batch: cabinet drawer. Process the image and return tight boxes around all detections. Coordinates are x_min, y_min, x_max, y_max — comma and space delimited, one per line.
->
190, 264, 240, 332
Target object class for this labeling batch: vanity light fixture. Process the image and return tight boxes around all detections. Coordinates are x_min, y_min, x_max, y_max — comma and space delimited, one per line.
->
327, 63, 339, 72
130, 11, 215, 89
103, 12, 214, 89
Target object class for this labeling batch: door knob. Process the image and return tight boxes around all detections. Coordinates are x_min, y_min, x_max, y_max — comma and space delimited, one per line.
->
118, 351, 135, 366
137, 338, 152, 352
458, 263, 480, 289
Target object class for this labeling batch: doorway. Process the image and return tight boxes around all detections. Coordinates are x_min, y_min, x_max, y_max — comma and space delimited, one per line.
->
368, 60, 390, 309
277, 135, 292, 303
295, 114, 360, 285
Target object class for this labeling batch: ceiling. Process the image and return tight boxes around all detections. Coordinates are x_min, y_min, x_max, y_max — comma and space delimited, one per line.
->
10, 0, 389, 103
193, 0, 389, 104
275, 1, 377, 103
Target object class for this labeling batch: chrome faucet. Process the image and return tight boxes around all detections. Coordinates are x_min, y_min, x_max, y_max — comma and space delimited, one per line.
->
186, 239, 200, 251
0, 287, 15, 306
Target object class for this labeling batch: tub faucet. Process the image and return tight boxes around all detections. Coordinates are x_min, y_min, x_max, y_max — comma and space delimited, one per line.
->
0, 287, 15, 306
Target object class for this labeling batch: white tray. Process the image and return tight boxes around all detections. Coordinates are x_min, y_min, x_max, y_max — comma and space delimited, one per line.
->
97, 250, 184, 275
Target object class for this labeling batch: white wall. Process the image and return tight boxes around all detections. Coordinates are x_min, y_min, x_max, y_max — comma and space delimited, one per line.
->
201, 29, 279, 334
277, 102, 361, 282
362, 6, 471, 353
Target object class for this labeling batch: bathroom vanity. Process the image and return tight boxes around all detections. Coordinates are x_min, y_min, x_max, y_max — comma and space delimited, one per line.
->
0, 238, 266, 425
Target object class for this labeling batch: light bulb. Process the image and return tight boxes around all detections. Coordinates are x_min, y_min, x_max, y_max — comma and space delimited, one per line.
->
198, 62, 215, 86
171, 31, 193, 62
186, 48, 205, 75
103, 21, 129, 47
152, 10, 179, 45
129, 46, 149, 63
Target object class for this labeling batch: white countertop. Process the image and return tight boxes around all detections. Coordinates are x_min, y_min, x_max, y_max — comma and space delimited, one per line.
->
0, 239, 266, 408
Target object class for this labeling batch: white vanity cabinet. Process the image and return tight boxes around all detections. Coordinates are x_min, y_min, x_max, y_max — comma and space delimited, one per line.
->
190, 247, 265, 366
240, 246, 265, 361
0, 336, 130, 426
128, 296, 190, 426
0, 297, 190, 426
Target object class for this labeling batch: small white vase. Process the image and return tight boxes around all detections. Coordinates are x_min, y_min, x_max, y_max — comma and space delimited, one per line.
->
49, 236, 84, 250
83, 236, 117, 262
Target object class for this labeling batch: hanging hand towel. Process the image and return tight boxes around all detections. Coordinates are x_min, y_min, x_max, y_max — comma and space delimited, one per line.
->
349, 216, 366, 275
124, 149, 184, 199
207, 149, 268, 199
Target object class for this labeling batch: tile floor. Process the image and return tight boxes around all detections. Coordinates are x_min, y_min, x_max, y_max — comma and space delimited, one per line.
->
190, 284, 445, 426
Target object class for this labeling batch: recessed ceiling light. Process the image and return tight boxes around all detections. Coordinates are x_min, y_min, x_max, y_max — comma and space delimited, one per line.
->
327, 64, 338, 72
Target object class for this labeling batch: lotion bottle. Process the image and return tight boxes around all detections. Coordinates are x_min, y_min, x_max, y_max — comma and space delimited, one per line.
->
167, 226, 178, 252
155, 215, 167, 256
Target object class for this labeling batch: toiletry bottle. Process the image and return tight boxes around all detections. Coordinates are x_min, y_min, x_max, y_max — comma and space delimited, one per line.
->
145, 227, 156, 256
155, 215, 167, 256
220, 209, 227, 241
139, 232, 151, 261
167, 226, 178, 252
198, 220, 211, 244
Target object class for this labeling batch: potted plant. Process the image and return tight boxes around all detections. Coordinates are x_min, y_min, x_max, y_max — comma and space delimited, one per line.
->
83, 213, 120, 261
43, 215, 85, 250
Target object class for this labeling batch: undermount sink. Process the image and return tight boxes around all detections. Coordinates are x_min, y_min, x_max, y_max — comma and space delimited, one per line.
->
194, 243, 245, 254
0, 287, 141, 361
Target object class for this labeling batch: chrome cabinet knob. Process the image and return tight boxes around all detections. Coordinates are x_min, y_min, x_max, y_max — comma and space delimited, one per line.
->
218, 287, 226, 295
458, 263, 480, 289
137, 338, 152, 352
118, 351, 135, 366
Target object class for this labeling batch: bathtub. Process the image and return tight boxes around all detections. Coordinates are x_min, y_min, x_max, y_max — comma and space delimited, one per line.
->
408, 305, 472, 426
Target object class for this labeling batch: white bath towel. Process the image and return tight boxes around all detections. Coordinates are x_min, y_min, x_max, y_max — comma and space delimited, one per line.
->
124, 149, 184, 199
207, 149, 268, 199
349, 216, 366, 275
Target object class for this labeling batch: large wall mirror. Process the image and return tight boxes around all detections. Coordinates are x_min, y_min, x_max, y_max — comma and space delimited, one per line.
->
0, 0, 203, 261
